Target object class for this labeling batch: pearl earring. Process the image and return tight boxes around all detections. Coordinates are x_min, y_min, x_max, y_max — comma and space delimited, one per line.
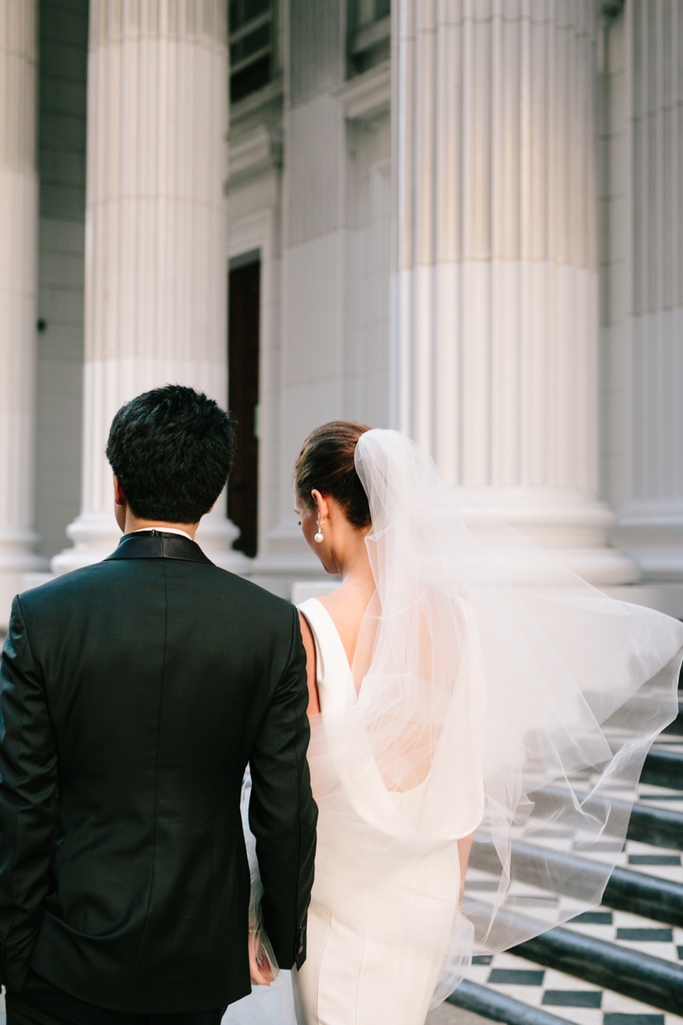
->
314, 520, 324, 544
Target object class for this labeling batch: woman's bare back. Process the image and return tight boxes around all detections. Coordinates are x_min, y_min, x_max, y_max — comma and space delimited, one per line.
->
299, 575, 376, 713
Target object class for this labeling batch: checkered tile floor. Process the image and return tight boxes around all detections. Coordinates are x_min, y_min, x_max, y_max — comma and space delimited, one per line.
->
461, 736, 683, 1024
467, 947, 683, 1024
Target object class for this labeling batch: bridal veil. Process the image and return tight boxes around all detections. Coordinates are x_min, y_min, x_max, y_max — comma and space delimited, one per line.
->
313, 428, 683, 1006
226, 427, 683, 1022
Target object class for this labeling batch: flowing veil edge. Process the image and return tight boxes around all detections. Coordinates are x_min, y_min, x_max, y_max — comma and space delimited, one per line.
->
351, 429, 683, 1007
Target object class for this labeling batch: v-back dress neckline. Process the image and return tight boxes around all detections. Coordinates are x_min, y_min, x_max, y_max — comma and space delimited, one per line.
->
292, 608, 465, 1025
298, 597, 357, 713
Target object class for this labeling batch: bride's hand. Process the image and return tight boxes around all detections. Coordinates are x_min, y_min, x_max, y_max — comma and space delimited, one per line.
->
248, 928, 276, 986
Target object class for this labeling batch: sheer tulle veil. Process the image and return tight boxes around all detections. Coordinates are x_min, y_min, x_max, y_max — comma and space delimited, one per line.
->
226, 427, 683, 1022
341, 428, 682, 1004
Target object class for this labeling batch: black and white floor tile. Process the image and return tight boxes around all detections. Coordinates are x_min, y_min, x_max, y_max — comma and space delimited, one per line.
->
465, 946, 683, 1025
447, 735, 683, 1025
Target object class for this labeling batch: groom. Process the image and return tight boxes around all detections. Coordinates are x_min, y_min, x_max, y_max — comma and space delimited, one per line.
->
0, 385, 317, 1024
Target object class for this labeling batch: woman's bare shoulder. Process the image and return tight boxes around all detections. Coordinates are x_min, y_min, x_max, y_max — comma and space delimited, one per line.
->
298, 610, 320, 714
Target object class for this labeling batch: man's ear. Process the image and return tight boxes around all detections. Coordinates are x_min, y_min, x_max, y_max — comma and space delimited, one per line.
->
113, 474, 127, 508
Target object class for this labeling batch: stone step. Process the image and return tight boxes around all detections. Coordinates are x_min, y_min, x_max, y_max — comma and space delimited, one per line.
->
532, 785, 683, 851
622, 793, 683, 850
458, 946, 683, 1025
662, 699, 683, 735
470, 839, 683, 926
512, 919, 683, 1015
446, 979, 572, 1025
642, 744, 683, 789
453, 758, 683, 1023
463, 892, 683, 1016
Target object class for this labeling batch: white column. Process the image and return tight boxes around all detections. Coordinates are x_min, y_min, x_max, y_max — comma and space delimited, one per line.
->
607, 1, 683, 582
53, 0, 247, 574
391, 0, 637, 585
250, 0, 348, 592
0, 0, 46, 628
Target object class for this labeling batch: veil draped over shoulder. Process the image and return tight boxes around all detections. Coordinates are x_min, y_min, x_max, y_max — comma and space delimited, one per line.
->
314, 429, 683, 1005
226, 428, 683, 1021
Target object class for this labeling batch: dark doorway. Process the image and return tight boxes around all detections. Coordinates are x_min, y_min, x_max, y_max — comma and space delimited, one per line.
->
228, 257, 260, 558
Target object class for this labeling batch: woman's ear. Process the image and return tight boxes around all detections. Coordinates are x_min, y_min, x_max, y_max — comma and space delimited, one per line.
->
311, 489, 329, 523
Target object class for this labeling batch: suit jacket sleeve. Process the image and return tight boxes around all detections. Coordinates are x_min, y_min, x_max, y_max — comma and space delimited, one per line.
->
248, 605, 317, 970
0, 597, 59, 990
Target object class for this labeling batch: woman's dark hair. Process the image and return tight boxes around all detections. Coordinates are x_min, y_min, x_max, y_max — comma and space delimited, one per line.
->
295, 421, 372, 529
106, 384, 237, 523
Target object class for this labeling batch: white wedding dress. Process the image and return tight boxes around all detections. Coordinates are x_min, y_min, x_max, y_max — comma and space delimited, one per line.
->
292, 597, 479, 1025
224, 428, 683, 1025
224, 593, 481, 1025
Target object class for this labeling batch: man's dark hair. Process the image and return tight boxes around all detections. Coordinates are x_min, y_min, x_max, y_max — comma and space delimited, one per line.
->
106, 385, 237, 524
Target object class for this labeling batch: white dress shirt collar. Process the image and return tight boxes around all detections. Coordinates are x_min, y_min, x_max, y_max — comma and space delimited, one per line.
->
132, 526, 194, 542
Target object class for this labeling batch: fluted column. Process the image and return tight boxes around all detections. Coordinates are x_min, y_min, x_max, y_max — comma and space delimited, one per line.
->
392, 0, 637, 584
608, 1, 683, 581
53, 0, 247, 573
252, 0, 347, 587
0, 0, 46, 628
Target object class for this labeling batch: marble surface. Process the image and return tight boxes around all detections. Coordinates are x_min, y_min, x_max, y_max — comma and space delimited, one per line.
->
426, 1005, 495, 1025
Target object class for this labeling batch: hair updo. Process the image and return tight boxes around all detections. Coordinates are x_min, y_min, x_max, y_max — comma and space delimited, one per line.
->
294, 421, 372, 529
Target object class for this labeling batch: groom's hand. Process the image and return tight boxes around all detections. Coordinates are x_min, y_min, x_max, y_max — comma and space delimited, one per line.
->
248, 606, 317, 970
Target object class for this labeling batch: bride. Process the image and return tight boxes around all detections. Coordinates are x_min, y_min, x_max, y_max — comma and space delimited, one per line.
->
227, 421, 683, 1025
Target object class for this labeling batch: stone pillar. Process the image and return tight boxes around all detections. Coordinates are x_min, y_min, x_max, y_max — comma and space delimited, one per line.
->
53, 0, 247, 573
606, 1, 683, 583
392, 0, 637, 585
0, 0, 46, 628
250, 0, 348, 593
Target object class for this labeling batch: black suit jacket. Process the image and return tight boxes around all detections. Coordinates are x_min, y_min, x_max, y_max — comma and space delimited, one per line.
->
0, 531, 317, 1013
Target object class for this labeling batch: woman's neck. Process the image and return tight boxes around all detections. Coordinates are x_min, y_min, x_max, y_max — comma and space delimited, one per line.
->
333, 534, 376, 601
318, 533, 377, 671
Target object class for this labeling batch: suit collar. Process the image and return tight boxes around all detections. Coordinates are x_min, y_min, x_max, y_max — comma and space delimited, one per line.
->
105, 530, 214, 565
131, 525, 194, 541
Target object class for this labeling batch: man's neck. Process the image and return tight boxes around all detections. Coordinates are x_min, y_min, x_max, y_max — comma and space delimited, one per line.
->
124, 516, 199, 541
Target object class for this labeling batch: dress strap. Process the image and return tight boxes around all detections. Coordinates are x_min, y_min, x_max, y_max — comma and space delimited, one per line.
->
297, 598, 356, 713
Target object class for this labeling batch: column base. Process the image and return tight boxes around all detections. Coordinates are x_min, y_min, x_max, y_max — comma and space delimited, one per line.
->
195, 509, 251, 575
249, 553, 332, 599
458, 489, 640, 586
601, 583, 683, 619
540, 546, 639, 586
620, 548, 683, 582
613, 502, 683, 583
51, 512, 121, 575
248, 515, 330, 597
0, 528, 49, 630
253, 497, 639, 593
